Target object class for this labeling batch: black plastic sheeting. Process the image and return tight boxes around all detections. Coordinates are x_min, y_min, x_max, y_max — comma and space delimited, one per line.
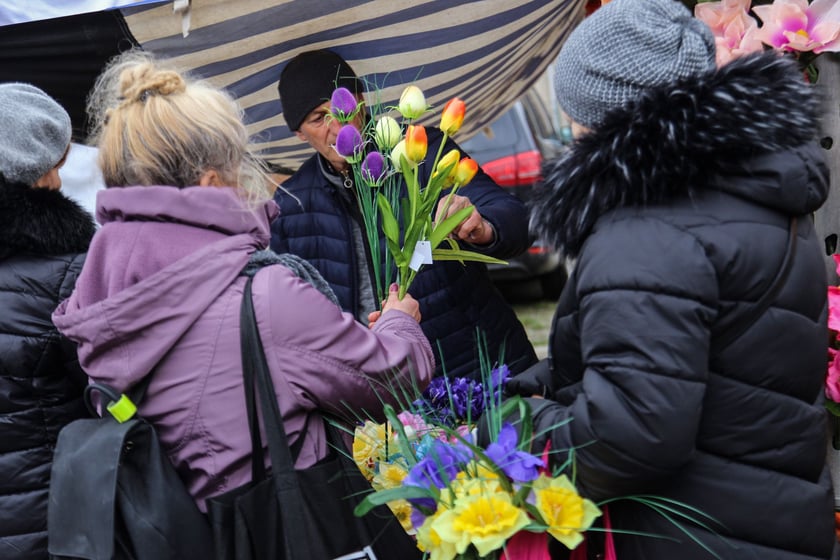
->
0, 10, 139, 142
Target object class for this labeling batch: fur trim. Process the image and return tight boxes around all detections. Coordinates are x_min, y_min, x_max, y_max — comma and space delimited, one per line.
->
530, 52, 819, 258
0, 181, 95, 257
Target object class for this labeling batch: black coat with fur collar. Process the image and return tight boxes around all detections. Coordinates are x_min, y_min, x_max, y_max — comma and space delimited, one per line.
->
0, 182, 95, 560
526, 53, 836, 559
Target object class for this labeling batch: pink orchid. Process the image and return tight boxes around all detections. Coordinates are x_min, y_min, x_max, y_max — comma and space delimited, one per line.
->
829, 285, 840, 332
753, 0, 840, 54
827, 348, 840, 402
829, 255, 840, 332
696, 0, 764, 66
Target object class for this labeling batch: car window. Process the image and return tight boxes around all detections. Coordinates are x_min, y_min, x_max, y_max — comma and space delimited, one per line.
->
463, 109, 522, 152
521, 92, 560, 142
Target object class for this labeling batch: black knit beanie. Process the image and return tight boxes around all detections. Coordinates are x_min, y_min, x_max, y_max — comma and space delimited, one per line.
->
278, 50, 364, 131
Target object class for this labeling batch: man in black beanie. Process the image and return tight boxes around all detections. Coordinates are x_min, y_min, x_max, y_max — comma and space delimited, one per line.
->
270, 48, 538, 380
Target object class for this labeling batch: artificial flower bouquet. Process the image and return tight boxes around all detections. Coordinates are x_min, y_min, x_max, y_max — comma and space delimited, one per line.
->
328, 84, 506, 301
692, 0, 839, 81
826, 255, 840, 432
352, 366, 602, 559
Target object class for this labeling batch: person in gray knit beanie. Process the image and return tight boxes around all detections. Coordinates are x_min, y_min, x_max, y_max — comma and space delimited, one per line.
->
0, 83, 72, 187
555, 0, 716, 131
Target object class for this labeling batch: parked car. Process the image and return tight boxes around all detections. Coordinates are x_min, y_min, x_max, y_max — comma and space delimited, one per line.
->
460, 88, 571, 299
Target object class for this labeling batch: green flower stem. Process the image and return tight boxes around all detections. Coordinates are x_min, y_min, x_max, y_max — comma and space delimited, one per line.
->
434, 181, 463, 230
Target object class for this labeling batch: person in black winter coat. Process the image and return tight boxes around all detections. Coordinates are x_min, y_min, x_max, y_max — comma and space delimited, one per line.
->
0, 83, 96, 560
270, 49, 537, 379
504, 0, 838, 558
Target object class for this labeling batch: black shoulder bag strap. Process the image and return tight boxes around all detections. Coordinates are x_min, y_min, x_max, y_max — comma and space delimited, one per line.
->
716, 217, 798, 350
239, 274, 310, 557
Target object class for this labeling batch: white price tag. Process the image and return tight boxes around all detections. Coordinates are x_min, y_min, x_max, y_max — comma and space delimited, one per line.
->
409, 240, 434, 271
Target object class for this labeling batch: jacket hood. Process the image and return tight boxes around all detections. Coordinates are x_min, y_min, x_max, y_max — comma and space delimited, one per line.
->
531, 52, 827, 258
53, 186, 278, 389
0, 181, 95, 258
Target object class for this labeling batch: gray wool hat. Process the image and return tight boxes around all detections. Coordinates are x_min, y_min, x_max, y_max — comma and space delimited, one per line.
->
0, 83, 71, 186
554, 0, 716, 130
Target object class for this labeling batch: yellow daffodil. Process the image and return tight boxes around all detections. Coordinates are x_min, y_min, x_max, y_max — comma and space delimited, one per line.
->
531, 474, 601, 550
373, 462, 408, 490
432, 491, 530, 557
352, 421, 387, 480
416, 508, 458, 560
386, 499, 416, 535
398, 85, 428, 119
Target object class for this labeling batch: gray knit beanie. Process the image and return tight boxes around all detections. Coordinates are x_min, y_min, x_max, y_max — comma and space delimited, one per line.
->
555, 0, 716, 130
0, 83, 71, 186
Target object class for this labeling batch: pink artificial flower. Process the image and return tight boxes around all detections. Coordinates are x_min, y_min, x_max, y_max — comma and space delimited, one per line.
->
829, 285, 840, 332
695, 0, 764, 66
827, 347, 840, 402
397, 411, 432, 438
830, 254, 840, 332
753, 0, 840, 54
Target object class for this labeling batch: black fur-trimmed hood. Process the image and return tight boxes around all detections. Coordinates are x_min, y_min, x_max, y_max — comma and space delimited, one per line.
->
0, 182, 95, 258
531, 52, 826, 258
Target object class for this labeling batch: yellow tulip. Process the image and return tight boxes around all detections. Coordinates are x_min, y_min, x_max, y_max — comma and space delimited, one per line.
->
398, 85, 427, 119
405, 124, 428, 163
454, 158, 479, 186
432, 149, 460, 186
374, 116, 402, 150
439, 97, 466, 135
390, 139, 412, 169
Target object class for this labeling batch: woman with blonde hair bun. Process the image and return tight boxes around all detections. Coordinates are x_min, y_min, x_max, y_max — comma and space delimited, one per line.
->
52, 50, 434, 526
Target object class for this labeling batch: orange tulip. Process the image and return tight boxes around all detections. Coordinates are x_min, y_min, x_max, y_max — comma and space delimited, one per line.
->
404, 124, 428, 163
454, 158, 478, 186
439, 98, 466, 135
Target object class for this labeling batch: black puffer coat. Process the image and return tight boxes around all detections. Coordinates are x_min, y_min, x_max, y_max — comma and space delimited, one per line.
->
0, 183, 95, 560
524, 53, 837, 559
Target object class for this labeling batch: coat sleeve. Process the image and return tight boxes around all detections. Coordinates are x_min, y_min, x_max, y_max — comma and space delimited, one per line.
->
534, 216, 719, 500
257, 266, 435, 422
426, 130, 531, 259
57, 253, 91, 392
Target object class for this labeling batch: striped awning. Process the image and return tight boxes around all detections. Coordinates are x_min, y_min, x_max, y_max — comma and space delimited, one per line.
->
1, 0, 585, 169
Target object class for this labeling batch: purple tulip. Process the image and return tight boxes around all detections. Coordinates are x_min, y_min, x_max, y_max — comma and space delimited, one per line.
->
361, 151, 386, 185
334, 124, 363, 161
330, 87, 358, 120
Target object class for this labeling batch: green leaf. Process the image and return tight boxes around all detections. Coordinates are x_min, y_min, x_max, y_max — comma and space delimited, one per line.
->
400, 155, 419, 231
353, 486, 434, 517
376, 193, 400, 246
383, 405, 418, 467
431, 248, 508, 265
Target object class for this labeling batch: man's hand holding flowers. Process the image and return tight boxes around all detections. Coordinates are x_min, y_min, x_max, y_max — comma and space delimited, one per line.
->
435, 194, 495, 245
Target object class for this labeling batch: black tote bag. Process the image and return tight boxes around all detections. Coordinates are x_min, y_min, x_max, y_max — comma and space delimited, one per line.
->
206, 274, 421, 560
48, 384, 214, 560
